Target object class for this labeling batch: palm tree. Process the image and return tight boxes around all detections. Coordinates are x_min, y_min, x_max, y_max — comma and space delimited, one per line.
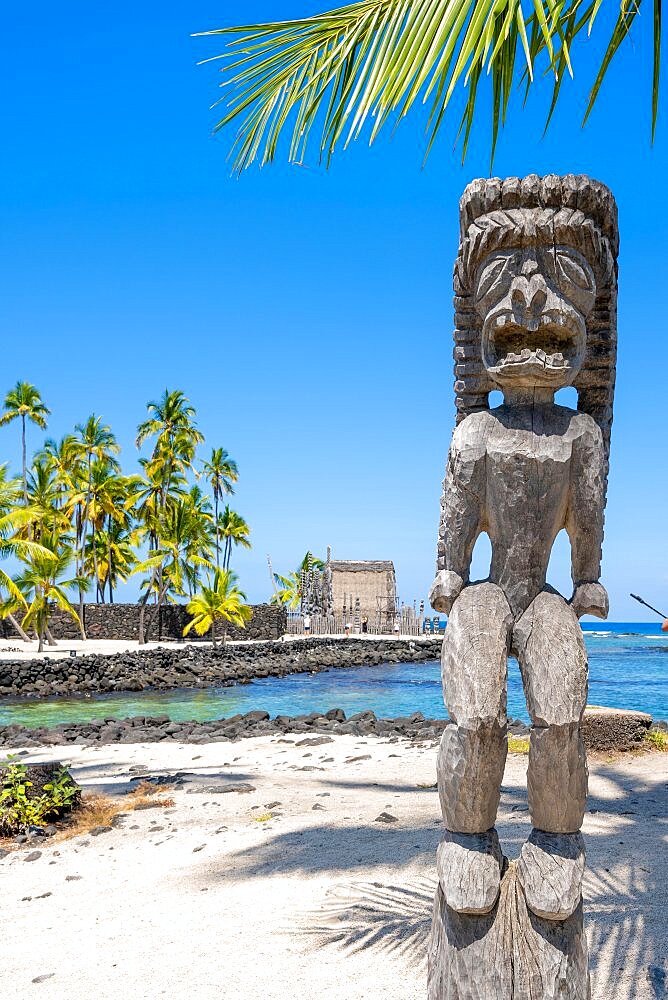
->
202, 448, 239, 567
218, 505, 251, 571
134, 497, 215, 644
198, 2, 661, 172
0, 382, 50, 503
136, 390, 204, 509
26, 459, 73, 538
0, 466, 52, 641
13, 532, 80, 653
84, 520, 138, 603
72, 416, 120, 629
271, 551, 324, 609
183, 569, 252, 647
74, 463, 131, 601
37, 435, 81, 511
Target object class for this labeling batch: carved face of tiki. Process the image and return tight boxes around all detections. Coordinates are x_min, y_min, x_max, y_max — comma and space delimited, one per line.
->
474, 244, 597, 390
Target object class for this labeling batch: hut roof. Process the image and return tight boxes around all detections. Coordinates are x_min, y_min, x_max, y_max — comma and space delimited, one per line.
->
329, 560, 394, 574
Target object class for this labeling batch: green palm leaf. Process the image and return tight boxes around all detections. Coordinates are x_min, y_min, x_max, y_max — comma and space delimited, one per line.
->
197, 0, 658, 172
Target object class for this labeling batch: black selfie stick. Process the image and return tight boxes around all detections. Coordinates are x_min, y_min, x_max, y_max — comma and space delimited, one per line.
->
630, 593, 668, 620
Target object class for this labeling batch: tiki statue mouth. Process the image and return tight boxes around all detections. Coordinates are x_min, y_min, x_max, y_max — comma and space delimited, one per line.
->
474, 246, 596, 390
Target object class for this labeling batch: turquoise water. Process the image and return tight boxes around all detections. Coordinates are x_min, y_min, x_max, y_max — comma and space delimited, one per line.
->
0, 624, 666, 728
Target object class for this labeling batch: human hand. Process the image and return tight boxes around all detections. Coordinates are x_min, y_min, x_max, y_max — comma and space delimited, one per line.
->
429, 571, 464, 615
662, 620, 668, 633
570, 582, 609, 620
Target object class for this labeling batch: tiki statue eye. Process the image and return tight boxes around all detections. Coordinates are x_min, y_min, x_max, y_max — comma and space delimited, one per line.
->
549, 248, 594, 294
475, 252, 515, 301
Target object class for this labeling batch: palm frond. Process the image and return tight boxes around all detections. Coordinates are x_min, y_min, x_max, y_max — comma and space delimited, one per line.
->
197, 0, 655, 172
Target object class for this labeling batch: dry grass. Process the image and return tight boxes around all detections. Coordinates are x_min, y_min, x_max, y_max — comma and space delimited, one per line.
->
0, 782, 176, 851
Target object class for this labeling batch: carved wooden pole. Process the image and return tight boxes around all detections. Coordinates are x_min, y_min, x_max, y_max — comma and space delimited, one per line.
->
428, 175, 618, 999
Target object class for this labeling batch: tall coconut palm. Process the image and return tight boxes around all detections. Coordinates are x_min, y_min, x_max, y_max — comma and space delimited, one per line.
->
0, 466, 51, 641
0, 382, 50, 503
25, 460, 72, 542
136, 390, 204, 509
73, 462, 129, 601
183, 569, 252, 647
84, 520, 138, 603
72, 416, 120, 629
134, 497, 215, 644
202, 448, 239, 567
218, 505, 251, 571
199, 1, 661, 172
37, 435, 81, 511
12, 531, 80, 653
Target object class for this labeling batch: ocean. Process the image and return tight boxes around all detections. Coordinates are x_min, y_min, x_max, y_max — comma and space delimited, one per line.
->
0, 622, 665, 729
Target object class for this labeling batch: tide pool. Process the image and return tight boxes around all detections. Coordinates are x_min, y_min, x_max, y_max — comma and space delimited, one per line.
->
0, 625, 666, 729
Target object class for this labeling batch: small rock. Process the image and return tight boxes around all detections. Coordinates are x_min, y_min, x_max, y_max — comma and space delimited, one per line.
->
193, 844, 206, 853
375, 812, 398, 824
65, 875, 82, 881
312, 803, 326, 811
346, 755, 372, 764
295, 737, 334, 747
264, 801, 282, 809
90, 826, 112, 837
32, 974, 55, 984
24, 850, 42, 862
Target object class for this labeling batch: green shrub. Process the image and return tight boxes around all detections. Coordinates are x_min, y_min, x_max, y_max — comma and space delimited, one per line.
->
644, 729, 668, 751
0, 758, 78, 836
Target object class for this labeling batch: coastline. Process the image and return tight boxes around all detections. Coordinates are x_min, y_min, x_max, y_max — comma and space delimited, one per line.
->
0, 636, 443, 700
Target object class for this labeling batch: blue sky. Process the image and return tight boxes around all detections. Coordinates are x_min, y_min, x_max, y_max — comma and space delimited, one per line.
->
1, 2, 666, 620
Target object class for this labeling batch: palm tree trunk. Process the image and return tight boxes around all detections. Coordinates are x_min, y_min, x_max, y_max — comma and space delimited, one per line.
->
76, 508, 87, 640
211, 617, 217, 648
21, 414, 28, 505
221, 620, 227, 647
138, 590, 150, 645
108, 515, 114, 603
45, 626, 57, 647
214, 491, 220, 568
92, 523, 100, 604
7, 613, 30, 642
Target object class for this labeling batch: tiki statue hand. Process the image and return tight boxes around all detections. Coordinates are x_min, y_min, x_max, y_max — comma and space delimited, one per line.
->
429, 571, 465, 615
570, 582, 609, 620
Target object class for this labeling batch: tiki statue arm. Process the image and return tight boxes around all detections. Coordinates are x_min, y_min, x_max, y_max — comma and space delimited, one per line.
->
429, 420, 486, 614
567, 418, 609, 619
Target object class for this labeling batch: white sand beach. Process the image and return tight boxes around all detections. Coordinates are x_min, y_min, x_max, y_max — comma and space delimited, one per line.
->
1, 736, 665, 1000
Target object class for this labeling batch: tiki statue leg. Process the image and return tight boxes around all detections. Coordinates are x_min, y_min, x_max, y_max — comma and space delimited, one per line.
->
436, 582, 513, 914
513, 589, 588, 921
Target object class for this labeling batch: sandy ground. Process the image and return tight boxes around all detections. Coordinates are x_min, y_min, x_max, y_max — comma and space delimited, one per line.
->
0, 634, 428, 661
0, 737, 665, 1000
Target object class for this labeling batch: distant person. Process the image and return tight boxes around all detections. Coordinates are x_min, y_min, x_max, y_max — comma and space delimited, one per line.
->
393, 619, 400, 636
361, 617, 368, 634
303, 613, 311, 635
344, 621, 351, 637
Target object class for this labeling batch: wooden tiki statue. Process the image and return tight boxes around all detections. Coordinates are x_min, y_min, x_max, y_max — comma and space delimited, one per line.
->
427, 175, 618, 1000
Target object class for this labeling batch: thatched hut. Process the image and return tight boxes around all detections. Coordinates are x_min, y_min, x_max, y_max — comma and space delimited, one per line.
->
324, 557, 397, 626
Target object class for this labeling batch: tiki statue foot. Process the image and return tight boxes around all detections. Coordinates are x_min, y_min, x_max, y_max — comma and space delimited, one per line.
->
518, 829, 585, 920
437, 829, 504, 915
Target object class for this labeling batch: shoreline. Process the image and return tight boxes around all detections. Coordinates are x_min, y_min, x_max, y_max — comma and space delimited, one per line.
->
0, 636, 443, 700
0, 705, 656, 754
